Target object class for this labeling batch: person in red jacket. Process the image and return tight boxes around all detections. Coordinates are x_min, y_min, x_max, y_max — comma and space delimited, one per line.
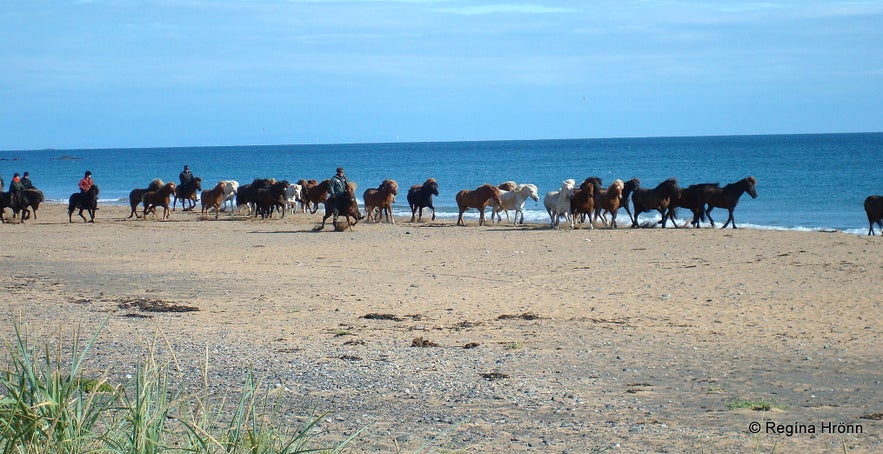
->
79, 171, 94, 192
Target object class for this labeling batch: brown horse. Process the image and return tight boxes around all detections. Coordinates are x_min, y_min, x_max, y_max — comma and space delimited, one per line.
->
173, 177, 202, 211
127, 179, 164, 219
703, 176, 757, 229
407, 178, 439, 222
315, 182, 362, 231
142, 182, 177, 220
363, 179, 398, 224
456, 183, 502, 226
570, 181, 595, 228
865, 195, 883, 235
591, 179, 625, 228
200, 181, 227, 219
299, 179, 330, 214
631, 178, 679, 228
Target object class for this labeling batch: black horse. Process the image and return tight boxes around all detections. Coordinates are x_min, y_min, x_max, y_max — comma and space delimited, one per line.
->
68, 185, 100, 223
173, 177, 202, 211
12, 189, 45, 223
666, 183, 719, 228
631, 178, 679, 228
703, 176, 758, 229
407, 178, 439, 222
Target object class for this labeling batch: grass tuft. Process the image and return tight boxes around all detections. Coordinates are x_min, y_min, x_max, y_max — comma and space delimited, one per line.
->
0, 317, 353, 453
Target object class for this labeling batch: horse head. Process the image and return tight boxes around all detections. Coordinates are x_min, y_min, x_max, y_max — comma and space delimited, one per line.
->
623, 178, 640, 196
383, 179, 399, 195
581, 177, 602, 190
745, 176, 758, 199
608, 179, 624, 198
519, 183, 540, 201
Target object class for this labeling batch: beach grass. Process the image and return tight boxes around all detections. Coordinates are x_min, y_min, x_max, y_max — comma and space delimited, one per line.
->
0, 318, 352, 453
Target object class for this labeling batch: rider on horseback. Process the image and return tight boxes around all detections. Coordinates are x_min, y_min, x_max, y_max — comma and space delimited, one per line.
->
179, 165, 194, 193
76, 170, 94, 210
328, 167, 349, 223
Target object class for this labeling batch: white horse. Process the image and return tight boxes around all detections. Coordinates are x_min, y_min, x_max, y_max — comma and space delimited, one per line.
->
285, 183, 303, 215
543, 179, 575, 229
221, 180, 239, 212
491, 183, 540, 225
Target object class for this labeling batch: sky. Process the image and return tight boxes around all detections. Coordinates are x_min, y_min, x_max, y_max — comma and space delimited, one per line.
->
2, 0, 882, 150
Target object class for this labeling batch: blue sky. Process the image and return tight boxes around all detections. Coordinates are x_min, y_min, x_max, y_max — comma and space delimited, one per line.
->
2, 0, 882, 149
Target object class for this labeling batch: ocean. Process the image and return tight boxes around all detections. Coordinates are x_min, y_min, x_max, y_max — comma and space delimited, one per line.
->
3, 132, 881, 234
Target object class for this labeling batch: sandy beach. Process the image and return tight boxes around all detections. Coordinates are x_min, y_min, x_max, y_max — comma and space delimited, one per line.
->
1, 204, 880, 453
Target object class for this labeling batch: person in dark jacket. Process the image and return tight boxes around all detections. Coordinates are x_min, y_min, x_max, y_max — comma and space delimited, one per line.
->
327, 167, 349, 222
20, 172, 34, 190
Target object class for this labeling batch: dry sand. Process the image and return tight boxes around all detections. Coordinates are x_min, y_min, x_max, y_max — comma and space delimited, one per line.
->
1, 204, 881, 453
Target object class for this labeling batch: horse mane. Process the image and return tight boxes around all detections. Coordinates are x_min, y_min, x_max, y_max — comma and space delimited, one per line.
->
498, 181, 517, 191
516, 183, 538, 193
654, 178, 677, 190
607, 179, 624, 197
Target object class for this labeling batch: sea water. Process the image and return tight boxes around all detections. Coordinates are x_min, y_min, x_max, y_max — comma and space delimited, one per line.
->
2, 132, 881, 234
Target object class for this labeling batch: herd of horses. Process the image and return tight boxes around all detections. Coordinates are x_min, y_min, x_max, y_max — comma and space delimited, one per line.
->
116, 173, 761, 232
2, 171, 879, 235
529, 176, 760, 230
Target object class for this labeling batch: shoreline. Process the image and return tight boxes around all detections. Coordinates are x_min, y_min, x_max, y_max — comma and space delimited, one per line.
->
1, 204, 881, 452
17, 201, 874, 236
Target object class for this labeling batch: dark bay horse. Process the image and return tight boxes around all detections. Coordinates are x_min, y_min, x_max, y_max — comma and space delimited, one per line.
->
127, 179, 164, 219
704, 176, 757, 229
363, 179, 398, 224
456, 183, 502, 226
173, 177, 202, 211
631, 178, 679, 228
15, 189, 44, 222
865, 195, 883, 235
407, 178, 439, 222
315, 182, 362, 231
68, 185, 100, 223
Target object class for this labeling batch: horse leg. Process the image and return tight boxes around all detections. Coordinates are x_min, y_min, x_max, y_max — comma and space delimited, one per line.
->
722, 208, 736, 229
705, 206, 716, 228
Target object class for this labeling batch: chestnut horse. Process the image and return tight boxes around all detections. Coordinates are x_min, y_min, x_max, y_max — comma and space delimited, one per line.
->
173, 177, 202, 211
142, 182, 177, 220
363, 179, 398, 224
456, 184, 502, 226
631, 178, 679, 228
590, 179, 625, 228
407, 178, 439, 222
570, 181, 595, 229
68, 185, 100, 223
200, 181, 227, 219
299, 179, 330, 214
703, 176, 757, 229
